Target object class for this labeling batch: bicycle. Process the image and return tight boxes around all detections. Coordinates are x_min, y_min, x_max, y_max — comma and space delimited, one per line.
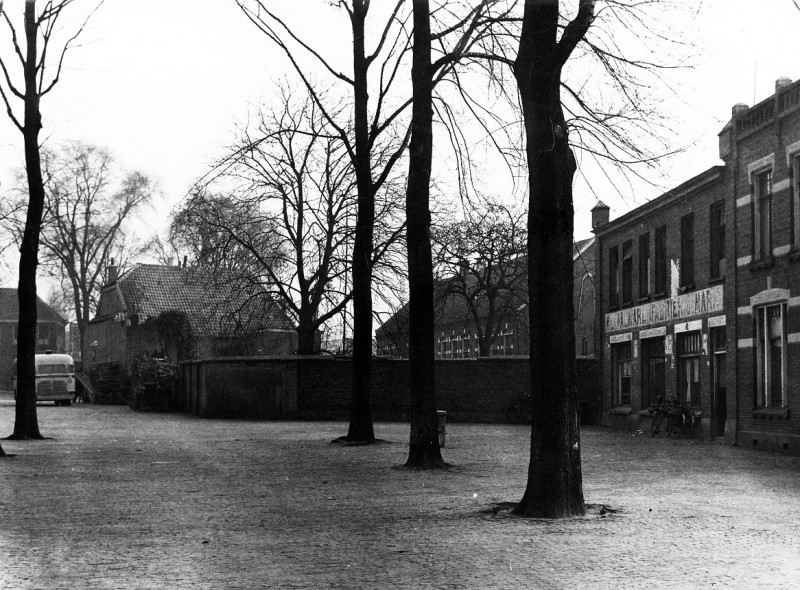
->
649, 397, 695, 438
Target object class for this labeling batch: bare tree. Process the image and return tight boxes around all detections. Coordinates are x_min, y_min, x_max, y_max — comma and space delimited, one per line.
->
0, 0, 99, 441
236, 0, 416, 443
175, 88, 408, 356
433, 201, 527, 357
38, 143, 152, 363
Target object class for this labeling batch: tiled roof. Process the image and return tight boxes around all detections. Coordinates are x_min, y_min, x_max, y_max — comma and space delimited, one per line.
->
0, 288, 67, 324
114, 265, 295, 337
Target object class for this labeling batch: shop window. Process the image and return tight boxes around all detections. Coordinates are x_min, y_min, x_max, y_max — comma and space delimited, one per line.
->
654, 225, 667, 294
609, 245, 619, 308
680, 214, 694, 290
639, 232, 650, 298
621, 241, 633, 305
677, 332, 701, 407
753, 169, 773, 260
709, 201, 725, 280
613, 342, 632, 406
756, 303, 787, 408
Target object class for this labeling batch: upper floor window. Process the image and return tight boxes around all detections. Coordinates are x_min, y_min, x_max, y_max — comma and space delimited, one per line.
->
792, 155, 800, 248
639, 233, 650, 298
680, 214, 694, 290
654, 225, 667, 294
756, 303, 787, 408
753, 169, 773, 260
710, 201, 725, 280
609, 245, 619, 308
621, 241, 633, 305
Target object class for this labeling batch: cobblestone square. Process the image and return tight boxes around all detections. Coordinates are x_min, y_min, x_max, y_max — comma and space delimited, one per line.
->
1, 403, 799, 589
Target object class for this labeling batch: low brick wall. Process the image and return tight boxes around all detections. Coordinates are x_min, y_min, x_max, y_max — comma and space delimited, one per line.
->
180, 356, 600, 424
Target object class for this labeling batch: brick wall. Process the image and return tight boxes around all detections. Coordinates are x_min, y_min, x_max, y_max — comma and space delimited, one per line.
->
181, 356, 600, 424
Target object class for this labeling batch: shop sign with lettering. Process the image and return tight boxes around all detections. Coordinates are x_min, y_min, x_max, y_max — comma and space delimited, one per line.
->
605, 285, 723, 333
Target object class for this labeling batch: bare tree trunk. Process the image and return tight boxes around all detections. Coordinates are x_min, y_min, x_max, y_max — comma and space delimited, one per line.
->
296, 313, 318, 355
344, 0, 376, 443
511, 0, 593, 518
11, 1, 45, 441
405, 0, 444, 468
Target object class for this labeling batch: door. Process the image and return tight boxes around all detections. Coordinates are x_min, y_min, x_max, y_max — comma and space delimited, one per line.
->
641, 337, 666, 408
711, 327, 727, 438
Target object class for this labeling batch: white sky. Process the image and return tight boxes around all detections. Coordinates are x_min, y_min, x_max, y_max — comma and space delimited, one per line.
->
2, 0, 800, 289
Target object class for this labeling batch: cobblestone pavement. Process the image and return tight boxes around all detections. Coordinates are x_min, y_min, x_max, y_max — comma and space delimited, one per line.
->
1, 403, 799, 589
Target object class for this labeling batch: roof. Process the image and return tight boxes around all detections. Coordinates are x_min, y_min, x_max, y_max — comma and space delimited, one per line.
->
377, 239, 595, 339
0, 288, 67, 325
592, 165, 725, 236
108, 264, 295, 337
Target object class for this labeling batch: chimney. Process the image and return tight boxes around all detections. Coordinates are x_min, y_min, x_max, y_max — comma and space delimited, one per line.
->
591, 201, 610, 230
731, 103, 749, 117
776, 76, 792, 92
107, 258, 118, 284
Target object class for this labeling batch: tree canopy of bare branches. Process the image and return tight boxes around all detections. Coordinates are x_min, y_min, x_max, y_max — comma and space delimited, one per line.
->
177, 87, 405, 356
433, 201, 527, 357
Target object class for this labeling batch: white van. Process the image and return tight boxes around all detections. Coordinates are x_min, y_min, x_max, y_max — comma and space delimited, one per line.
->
12, 353, 76, 406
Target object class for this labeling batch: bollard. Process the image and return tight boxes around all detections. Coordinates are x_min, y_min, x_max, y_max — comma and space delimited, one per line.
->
437, 410, 447, 448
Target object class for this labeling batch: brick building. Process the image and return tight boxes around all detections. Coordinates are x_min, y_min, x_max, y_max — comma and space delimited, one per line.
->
595, 76, 800, 452
375, 238, 597, 361
0, 288, 67, 391
85, 264, 296, 396
723, 76, 800, 453
593, 169, 729, 440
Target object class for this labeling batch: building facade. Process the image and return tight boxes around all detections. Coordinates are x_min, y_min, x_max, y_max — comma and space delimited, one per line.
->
0, 289, 68, 392
595, 76, 800, 452
376, 238, 597, 361
723, 77, 800, 453
85, 264, 296, 398
594, 169, 730, 440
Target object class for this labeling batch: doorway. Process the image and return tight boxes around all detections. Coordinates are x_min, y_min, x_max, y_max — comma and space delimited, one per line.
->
711, 327, 727, 438
641, 337, 666, 408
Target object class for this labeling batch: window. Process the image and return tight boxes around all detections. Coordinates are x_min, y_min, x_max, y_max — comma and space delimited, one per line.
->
37, 325, 51, 347
639, 233, 650, 298
756, 303, 787, 408
609, 245, 619, 308
621, 241, 633, 304
753, 169, 773, 259
793, 155, 800, 247
503, 330, 514, 356
680, 214, 694, 290
613, 342, 632, 406
654, 225, 667, 294
677, 332, 702, 407
710, 201, 725, 280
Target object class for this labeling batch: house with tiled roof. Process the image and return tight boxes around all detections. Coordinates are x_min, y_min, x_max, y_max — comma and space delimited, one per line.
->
85, 264, 297, 390
0, 288, 68, 391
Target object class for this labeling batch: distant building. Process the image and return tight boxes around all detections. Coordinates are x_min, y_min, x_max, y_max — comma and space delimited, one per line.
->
0, 288, 68, 391
85, 264, 297, 393
375, 239, 597, 360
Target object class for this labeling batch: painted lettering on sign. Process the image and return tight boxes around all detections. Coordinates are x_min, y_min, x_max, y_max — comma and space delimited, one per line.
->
605, 285, 723, 333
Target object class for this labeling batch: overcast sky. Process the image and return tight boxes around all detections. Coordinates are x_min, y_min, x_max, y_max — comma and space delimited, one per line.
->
1, 0, 800, 288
